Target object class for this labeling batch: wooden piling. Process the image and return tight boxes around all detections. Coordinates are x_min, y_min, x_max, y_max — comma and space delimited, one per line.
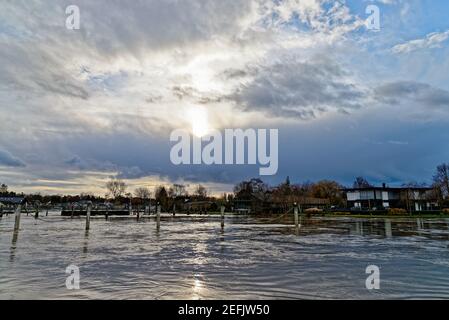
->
294, 205, 299, 228
14, 205, 22, 232
156, 204, 161, 229
35, 204, 40, 219
220, 205, 225, 228
85, 203, 91, 231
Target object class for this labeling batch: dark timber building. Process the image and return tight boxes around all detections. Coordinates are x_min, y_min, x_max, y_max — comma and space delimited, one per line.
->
344, 184, 438, 211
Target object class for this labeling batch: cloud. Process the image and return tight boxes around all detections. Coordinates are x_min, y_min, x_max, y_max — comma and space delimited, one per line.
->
374, 81, 449, 109
226, 56, 366, 119
0, 149, 26, 167
392, 30, 449, 54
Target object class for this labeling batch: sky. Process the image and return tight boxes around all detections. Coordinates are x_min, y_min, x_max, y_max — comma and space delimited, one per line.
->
1, 0, 449, 196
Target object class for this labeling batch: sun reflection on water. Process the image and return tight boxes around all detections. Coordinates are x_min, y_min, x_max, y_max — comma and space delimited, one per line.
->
192, 275, 203, 300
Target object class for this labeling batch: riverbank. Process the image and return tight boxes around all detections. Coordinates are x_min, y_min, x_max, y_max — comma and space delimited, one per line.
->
325, 212, 449, 219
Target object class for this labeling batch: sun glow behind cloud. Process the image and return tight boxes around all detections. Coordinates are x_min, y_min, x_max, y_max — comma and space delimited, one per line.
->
188, 106, 211, 138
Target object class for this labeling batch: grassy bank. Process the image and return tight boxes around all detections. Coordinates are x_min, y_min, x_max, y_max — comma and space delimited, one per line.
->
324, 212, 449, 219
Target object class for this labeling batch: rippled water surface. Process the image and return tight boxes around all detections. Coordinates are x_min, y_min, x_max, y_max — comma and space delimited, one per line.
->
1, 213, 449, 299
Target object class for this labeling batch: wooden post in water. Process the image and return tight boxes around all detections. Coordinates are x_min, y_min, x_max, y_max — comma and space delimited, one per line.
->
220, 205, 225, 228
71, 203, 74, 219
85, 202, 92, 231
136, 205, 140, 221
156, 204, 161, 229
173, 204, 176, 217
129, 202, 132, 217
145, 205, 149, 216
14, 205, 22, 232
34, 203, 40, 219
294, 203, 299, 228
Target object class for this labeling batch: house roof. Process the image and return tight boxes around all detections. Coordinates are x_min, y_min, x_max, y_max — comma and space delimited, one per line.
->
343, 186, 432, 192
0, 197, 25, 205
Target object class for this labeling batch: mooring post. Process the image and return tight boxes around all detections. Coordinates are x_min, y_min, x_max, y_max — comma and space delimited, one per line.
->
173, 203, 176, 217
71, 203, 74, 219
129, 202, 132, 216
294, 203, 299, 228
136, 205, 140, 221
85, 202, 92, 231
46, 208, 48, 216
35, 203, 40, 219
14, 205, 22, 232
220, 205, 225, 228
156, 204, 161, 229
145, 205, 149, 216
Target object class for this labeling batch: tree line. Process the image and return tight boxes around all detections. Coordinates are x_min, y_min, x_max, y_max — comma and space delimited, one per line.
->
2, 163, 449, 209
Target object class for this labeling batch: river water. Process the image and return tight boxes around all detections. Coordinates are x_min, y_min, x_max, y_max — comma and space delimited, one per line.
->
1, 213, 449, 299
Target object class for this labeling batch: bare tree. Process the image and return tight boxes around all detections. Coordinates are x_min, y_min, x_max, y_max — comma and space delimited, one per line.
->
168, 184, 187, 198
433, 163, 449, 199
155, 185, 169, 210
0, 183, 7, 194
353, 177, 372, 188
310, 180, 345, 206
134, 187, 151, 200
401, 182, 419, 214
194, 184, 208, 199
234, 178, 268, 195
106, 178, 127, 199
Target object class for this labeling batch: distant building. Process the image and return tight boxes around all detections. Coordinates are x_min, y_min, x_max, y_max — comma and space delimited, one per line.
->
0, 196, 25, 206
344, 184, 438, 211
0, 197, 26, 214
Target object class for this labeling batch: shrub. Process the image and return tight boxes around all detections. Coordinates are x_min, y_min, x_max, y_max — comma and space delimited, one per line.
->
334, 211, 350, 215
388, 208, 408, 215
